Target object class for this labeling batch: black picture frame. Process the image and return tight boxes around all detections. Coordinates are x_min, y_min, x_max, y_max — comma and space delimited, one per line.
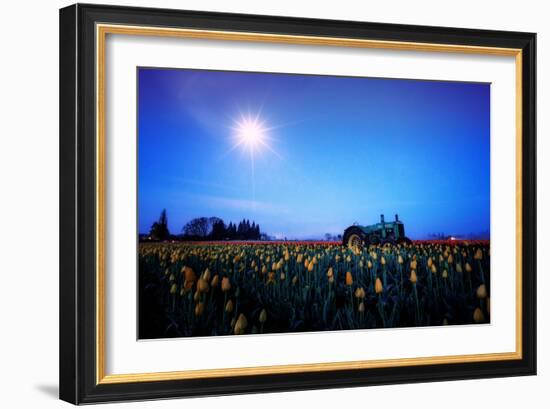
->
60, 3, 536, 404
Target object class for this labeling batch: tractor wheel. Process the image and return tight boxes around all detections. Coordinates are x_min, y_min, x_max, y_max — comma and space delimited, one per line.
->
343, 227, 367, 250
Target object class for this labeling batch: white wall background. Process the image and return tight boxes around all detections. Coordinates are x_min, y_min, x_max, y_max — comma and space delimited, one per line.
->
0, 0, 546, 407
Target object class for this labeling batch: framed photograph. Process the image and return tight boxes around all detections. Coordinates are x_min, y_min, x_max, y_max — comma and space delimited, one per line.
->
59, 3, 536, 404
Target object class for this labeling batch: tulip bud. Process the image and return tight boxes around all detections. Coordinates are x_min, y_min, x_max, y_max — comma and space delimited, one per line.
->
259, 309, 267, 323
195, 302, 204, 316
474, 248, 483, 260
221, 277, 231, 292
345, 271, 353, 286
473, 307, 485, 323
225, 299, 234, 313
234, 314, 248, 335
476, 284, 487, 299
184, 266, 196, 283
375, 278, 383, 294
410, 269, 418, 284
197, 278, 209, 293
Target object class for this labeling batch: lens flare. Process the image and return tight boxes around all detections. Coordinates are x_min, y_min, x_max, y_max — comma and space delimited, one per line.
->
234, 117, 266, 152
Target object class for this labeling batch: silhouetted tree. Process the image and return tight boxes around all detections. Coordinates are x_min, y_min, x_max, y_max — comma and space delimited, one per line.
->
182, 217, 210, 238
149, 209, 170, 241
237, 220, 244, 239
227, 222, 237, 239
251, 222, 257, 240
245, 219, 251, 238
180, 216, 263, 241
210, 219, 226, 240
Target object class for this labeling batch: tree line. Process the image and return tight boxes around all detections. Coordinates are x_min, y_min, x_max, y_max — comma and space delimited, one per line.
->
147, 209, 263, 241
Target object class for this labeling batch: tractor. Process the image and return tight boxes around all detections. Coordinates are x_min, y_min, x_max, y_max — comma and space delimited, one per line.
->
343, 214, 412, 249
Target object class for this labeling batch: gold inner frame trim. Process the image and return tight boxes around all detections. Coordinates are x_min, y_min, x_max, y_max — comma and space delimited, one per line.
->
96, 23, 523, 385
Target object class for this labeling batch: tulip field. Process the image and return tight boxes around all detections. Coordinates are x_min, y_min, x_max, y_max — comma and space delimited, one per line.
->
138, 240, 490, 339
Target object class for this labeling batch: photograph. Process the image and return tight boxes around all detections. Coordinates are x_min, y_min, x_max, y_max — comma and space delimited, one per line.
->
137, 67, 491, 339
55, 2, 537, 404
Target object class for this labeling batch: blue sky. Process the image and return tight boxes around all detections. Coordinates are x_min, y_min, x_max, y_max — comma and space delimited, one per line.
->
138, 68, 490, 239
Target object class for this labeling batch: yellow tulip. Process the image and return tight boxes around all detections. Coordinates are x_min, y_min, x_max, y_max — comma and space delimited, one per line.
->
375, 278, 383, 294
225, 299, 234, 313
473, 307, 485, 323
221, 277, 231, 292
234, 314, 248, 335
474, 248, 483, 260
197, 278, 209, 293
476, 284, 487, 299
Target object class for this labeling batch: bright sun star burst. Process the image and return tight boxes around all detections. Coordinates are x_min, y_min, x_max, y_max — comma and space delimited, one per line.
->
233, 116, 267, 153
227, 109, 280, 161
